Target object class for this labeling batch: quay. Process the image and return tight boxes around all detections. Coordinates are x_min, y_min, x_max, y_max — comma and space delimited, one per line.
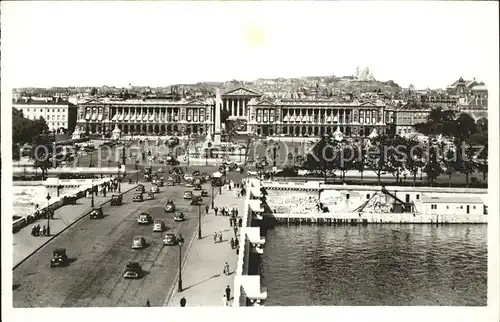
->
232, 178, 489, 307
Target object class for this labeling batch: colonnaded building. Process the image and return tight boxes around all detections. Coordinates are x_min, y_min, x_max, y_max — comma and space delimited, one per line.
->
75, 87, 398, 138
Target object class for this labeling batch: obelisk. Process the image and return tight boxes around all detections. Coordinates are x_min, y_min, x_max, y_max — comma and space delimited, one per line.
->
214, 88, 222, 145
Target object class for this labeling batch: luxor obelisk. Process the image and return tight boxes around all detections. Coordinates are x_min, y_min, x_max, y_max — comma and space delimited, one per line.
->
214, 88, 222, 145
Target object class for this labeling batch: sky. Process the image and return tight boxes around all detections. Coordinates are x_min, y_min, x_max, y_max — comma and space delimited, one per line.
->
1, 1, 498, 89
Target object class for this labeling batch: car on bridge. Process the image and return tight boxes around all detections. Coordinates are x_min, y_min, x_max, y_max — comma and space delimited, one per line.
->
153, 219, 166, 232
110, 194, 123, 206
136, 185, 145, 193
89, 207, 104, 219
123, 262, 142, 279
133, 193, 144, 202
137, 212, 153, 225
145, 192, 155, 200
50, 248, 69, 268
150, 185, 160, 193
132, 236, 147, 249
164, 200, 176, 212
183, 191, 193, 199
190, 196, 203, 206
163, 233, 177, 246
173, 211, 185, 222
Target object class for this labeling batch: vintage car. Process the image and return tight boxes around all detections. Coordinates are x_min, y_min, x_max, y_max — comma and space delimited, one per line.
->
132, 193, 144, 202
192, 170, 201, 176
173, 211, 185, 222
184, 173, 194, 181
136, 185, 145, 193
164, 200, 175, 212
156, 179, 164, 187
124, 262, 142, 279
110, 194, 123, 206
153, 219, 166, 232
137, 212, 153, 224
193, 178, 202, 186
193, 184, 202, 191
185, 180, 193, 188
166, 179, 175, 186
201, 189, 209, 197
235, 167, 244, 173
163, 233, 177, 246
50, 248, 69, 268
150, 185, 160, 193
145, 192, 155, 200
202, 173, 210, 181
62, 195, 78, 205
183, 191, 193, 199
89, 207, 104, 219
190, 196, 203, 206
132, 236, 147, 249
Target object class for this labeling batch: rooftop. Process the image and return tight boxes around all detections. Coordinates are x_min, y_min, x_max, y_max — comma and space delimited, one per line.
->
421, 195, 484, 204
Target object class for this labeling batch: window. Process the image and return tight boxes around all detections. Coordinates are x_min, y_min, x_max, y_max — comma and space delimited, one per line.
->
366, 194, 370, 199
431, 204, 437, 210
473, 206, 476, 209
460, 206, 463, 209
416, 194, 420, 200
446, 206, 449, 209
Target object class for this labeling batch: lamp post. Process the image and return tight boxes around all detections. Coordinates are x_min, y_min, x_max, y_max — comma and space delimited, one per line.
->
211, 181, 215, 209
135, 161, 139, 184
91, 183, 95, 207
198, 203, 202, 239
177, 234, 185, 292
46, 192, 51, 236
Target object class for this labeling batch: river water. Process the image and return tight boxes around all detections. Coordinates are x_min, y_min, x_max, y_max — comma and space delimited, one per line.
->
261, 224, 487, 306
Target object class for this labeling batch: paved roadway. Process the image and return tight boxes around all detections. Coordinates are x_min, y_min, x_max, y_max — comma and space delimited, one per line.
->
13, 181, 214, 307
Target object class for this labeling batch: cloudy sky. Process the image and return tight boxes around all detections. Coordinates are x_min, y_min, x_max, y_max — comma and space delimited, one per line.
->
2, 1, 498, 89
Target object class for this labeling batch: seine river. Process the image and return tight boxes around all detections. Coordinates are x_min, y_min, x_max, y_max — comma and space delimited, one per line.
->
261, 224, 487, 306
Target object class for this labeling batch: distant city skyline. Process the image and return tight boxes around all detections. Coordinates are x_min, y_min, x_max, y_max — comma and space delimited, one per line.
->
1, 1, 498, 89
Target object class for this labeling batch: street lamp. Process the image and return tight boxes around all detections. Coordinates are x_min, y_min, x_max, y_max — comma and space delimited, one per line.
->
91, 184, 95, 207
177, 234, 185, 292
198, 203, 202, 239
211, 180, 215, 209
46, 192, 51, 236
135, 161, 139, 184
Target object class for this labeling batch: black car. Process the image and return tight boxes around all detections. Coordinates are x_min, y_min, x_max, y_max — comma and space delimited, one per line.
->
136, 185, 145, 193
201, 189, 209, 197
124, 262, 142, 279
190, 196, 203, 206
110, 194, 123, 206
133, 193, 143, 202
89, 207, 104, 219
193, 170, 201, 176
50, 248, 69, 268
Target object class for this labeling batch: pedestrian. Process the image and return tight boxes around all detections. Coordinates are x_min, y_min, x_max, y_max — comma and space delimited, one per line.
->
42, 225, 47, 236
225, 285, 231, 300
180, 297, 186, 307
214, 207, 218, 216
222, 294, 228, 306
219, 231, 223, 243
205, 205, 209, 215
236, 247, 239, 255
214, 232, 218, 243
230, 237, 234, 249
234, 237, 239, 249
224, 262, 230, 275
103, 187, 106, 197
238, 218, 242, 227
145, 299, 150, 307
229, 217, 233, 227
233, 226, 238, 237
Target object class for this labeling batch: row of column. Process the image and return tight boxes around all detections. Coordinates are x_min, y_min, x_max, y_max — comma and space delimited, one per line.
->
252, 108, 384, 125
224, 98, 247, 117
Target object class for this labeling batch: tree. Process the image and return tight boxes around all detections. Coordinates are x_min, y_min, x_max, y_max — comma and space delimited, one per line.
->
424, 148, 442, 186
441, 147, 458, 187
457, 143, 476, 187
303, 136, 337, 183
365, 135, 390, 185
401, 137, 424, 186
352, 143, 366, 184
454, 113, 477, 142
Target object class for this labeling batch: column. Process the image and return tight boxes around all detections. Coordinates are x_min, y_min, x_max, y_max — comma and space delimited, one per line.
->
236, 99, 240, 117
230, 99, 234, 116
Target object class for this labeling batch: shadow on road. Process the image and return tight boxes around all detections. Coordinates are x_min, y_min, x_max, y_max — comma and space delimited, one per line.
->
182, 273, 221, 291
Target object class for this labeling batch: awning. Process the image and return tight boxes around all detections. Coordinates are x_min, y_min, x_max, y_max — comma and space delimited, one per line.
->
289, 115, 295, 122
248, 199, 264, 213
149, 114, 155, 121
143, 114, 149, 121
130, 114, 137, 122
327, 116, 332, 122
238, 276, 268, 301
118, 114, 124, 121
124, 114, 130, 121
91, 113, 97, 121
245, 227, 265, 244
98, 114, 103, 121
111, 114, 119, 121
85, 114, 91, 120
283, 115, 289, 122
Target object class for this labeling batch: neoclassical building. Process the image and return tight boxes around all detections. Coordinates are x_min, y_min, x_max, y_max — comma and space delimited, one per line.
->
75, 87, 394, 138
